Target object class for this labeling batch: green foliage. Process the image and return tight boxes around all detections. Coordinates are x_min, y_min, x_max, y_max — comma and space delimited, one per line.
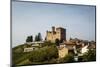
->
59, 39, 63, 43
59, 53, 74, 63
43, 41, 56, 47
82, 49, 96, 62
12, 52, 28, 65
29, 48, 45, 62
55, 39, 60, 46
13, 43, 58, 65
45, 45, 58, 60
12, 44, 34, 65
12, 44, 24, 53
29, 45, 58, 62
35, 33, 42, 41
26, 35, 33, 42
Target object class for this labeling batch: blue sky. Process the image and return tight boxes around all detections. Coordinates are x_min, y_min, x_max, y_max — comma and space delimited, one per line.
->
12, 1, 96, 47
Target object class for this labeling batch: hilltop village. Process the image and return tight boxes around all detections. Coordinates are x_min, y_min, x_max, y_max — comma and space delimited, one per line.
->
24, 26, 95, 58
13, 26, 96, 65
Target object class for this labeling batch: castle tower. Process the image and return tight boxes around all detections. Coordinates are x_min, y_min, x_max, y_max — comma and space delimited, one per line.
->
46, 26, 66, 42
56, 27, 66, 41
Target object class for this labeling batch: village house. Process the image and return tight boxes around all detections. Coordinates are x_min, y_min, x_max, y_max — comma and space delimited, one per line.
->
24, 47, 34, 52
58, 43, 75, 58
23, 26, 96, 61
24, 41, 44, 52
58, 44, 68, 58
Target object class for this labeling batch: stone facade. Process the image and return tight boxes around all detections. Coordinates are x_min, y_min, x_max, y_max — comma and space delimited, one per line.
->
46, 26, 66, 42
58, 46, 68, 58
58, 44, 68, 58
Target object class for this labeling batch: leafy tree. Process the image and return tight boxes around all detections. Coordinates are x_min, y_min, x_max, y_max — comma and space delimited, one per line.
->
55, 39, 60, 46
82, 49, 96, 62
35, 33, 42, 41
59, 39, 63, 43
70, 37, 72, 40
45, 45, 58, 60
29, 45, 58, 62
45, 37, 47, 41
38, 33, 42, 41
43, 41, 55, 46
35, 35, 38, 41
29, 50, 47, 62
26, 36, 33, 42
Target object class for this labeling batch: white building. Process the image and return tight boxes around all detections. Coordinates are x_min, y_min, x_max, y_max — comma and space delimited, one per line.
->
81, 45, 89, 54
25, 41, 44, 46
32, 41, 44, 47
24, 41, 44, 52
24, 47, 34, 52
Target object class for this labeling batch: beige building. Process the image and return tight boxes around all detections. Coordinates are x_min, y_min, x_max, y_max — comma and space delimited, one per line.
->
46, 26, 66, 42
58, 44, 68, 58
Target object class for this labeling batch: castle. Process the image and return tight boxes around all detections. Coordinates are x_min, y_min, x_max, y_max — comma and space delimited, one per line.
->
46, 26, 66, 42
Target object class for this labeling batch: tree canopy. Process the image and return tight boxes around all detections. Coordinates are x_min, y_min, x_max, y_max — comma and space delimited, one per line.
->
55, 39, 60, 46
26, 35, 33, 42
35, 33, 42, 41
82, 49, 96, 61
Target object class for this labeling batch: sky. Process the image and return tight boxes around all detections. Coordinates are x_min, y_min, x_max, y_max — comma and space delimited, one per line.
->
12, 1, 96, 47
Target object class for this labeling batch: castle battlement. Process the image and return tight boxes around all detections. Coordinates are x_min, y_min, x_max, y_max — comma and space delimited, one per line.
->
46, 26, 66, 42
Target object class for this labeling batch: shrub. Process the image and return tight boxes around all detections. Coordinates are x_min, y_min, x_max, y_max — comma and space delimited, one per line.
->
82, 49, 96, 62
29, 45, 58, 62
59, 53, 74, 63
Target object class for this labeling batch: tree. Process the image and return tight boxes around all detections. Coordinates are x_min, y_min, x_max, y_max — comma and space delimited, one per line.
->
35, 33, 42, 41
42, 41, 56, 47
45, 45, 58, 60
38, 33, 42, 41
35, 35, 38, 41
55, 39, 60, 46
26, 35, 33, 42
59, 39, 63, 43
29, 45, 58, 62
45, 37, 47, 41
70, 37, 72, 40
82, 49, 96, 62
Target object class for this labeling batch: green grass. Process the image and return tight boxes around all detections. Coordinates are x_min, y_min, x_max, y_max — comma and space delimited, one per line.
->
12, 43, 59, 66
